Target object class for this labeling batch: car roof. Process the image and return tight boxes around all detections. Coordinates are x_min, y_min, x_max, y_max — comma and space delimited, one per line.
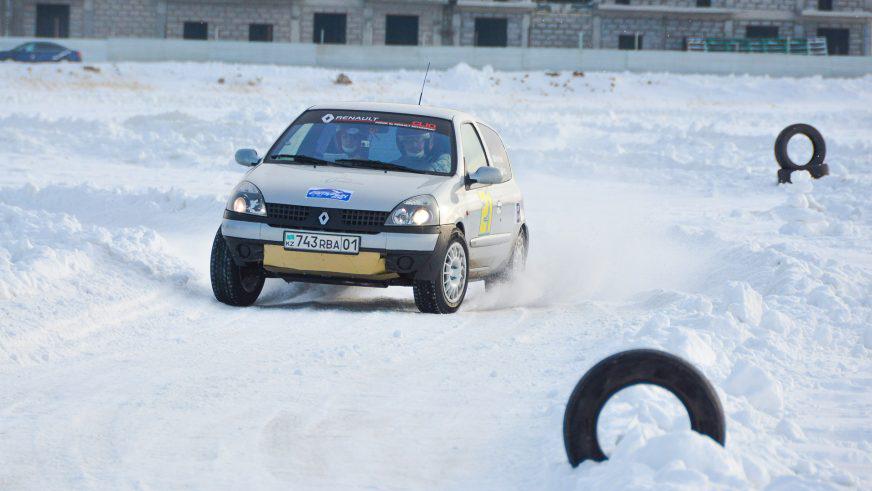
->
307, 102, 479, 123
15, 41, 64, 49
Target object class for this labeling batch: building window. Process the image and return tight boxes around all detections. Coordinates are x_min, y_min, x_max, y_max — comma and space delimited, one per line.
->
615, 0, 630, 5
817, 27, 849, 55
183, 21, 208, 40
35, 4, 70, 38
474, 18, 508, 47
313, 13, 347, 44
818, 0, 833, 11
618, 33, 643, 50
249, 24, 273, 42
745, 25, 778, 38
385, 15, 419, 46
697, 0, 712, 7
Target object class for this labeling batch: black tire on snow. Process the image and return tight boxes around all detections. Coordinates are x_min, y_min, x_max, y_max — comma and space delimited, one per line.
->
210, 228, 265, 306
413, 231, 468, 314
774, 123, 826, 171
563, 349, 726, 467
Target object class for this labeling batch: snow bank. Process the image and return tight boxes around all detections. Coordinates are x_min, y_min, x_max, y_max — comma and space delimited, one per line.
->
0, 184, 200, 302
0, 209, 192, 302
572, 429, 749, 490
0, 202, 91, 300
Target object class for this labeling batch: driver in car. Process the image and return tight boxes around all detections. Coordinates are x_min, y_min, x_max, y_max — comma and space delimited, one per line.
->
331, 126, 369, 160
393, 127, 451, 173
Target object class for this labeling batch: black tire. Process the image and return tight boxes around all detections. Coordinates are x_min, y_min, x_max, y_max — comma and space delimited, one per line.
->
413, 231, 468, 314
210, 228, 265, 306
485, 228, 528, 291
563, 349, 726, 467
774, 124, 826, 171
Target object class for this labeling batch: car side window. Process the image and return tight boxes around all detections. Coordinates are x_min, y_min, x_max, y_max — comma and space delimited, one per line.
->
477, 124, 512, 182
17, 43, 35, 53
460, 123, 488, 176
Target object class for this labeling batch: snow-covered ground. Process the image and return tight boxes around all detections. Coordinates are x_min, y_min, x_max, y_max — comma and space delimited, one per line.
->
1, 62, 870, 490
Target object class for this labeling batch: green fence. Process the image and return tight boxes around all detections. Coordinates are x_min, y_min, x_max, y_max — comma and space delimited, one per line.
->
687, 37, 828, 55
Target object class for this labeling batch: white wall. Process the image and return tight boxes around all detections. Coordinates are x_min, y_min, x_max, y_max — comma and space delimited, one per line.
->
2, 37, 872, 77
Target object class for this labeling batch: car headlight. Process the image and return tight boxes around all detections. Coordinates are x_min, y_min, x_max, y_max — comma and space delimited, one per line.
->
227, 181, 267, 216
386, 195, 439, 226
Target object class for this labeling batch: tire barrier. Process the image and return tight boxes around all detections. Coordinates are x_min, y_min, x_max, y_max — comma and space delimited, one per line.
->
775, 124, 829, 184
563, 349, 726, 467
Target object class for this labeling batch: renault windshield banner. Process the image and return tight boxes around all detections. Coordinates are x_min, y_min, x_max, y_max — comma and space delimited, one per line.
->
299, 110, 451, 135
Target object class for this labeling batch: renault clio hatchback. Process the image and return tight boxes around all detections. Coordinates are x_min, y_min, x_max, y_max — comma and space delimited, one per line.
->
211, 102, 527, 313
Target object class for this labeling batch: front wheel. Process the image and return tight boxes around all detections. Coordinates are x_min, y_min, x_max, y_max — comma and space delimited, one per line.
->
413, 232, 468, 314
210, 228, 265, 306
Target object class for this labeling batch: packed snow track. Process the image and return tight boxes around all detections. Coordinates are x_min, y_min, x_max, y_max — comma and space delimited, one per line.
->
1, 63, 871, 490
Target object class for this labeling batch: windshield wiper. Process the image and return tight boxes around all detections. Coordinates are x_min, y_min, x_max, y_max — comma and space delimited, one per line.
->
269, 154, 352, 168
335, 159, 430, 174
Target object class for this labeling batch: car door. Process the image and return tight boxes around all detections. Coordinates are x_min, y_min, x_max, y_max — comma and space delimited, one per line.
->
36, 43, 60, 62
476, 123, 521, 266
459, 122, 509, 272
33, 44, 49, 62
15, 43, 36, 62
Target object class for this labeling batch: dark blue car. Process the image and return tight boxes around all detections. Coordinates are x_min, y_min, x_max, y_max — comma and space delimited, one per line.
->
0, 42, 82, 63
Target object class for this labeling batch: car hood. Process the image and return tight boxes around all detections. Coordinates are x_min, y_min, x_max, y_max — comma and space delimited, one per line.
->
246, 163, 450, 211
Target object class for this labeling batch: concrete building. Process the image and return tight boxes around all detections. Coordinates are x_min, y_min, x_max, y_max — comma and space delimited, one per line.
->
2, 0, 871, 55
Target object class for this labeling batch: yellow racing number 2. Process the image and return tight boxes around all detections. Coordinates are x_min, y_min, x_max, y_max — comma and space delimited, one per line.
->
478, 191, 493, 235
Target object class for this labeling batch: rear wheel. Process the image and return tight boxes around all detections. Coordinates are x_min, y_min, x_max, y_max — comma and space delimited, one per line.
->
210, 228, 265, 306
413, 232, 468, 314
485, 229, 527, 291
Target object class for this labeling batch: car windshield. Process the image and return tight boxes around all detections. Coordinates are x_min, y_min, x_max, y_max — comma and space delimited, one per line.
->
266, 110, 456, 176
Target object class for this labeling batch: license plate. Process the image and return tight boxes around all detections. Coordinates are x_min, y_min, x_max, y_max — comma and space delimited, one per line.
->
283, 231, 360, 254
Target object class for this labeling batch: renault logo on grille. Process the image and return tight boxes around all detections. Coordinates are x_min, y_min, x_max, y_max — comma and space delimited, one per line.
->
318, 211, 330, 225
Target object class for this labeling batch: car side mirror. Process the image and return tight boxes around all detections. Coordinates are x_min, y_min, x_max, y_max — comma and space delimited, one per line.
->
235, 148, 260, 167
467, 166, 502, 185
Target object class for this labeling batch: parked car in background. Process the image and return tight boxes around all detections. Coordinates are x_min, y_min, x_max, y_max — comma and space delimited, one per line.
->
0, 42, 81, 62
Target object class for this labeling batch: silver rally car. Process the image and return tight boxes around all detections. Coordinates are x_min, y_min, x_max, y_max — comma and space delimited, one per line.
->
212, 102, 527, 313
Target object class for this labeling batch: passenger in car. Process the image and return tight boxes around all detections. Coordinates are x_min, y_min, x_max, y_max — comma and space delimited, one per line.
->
393, 127, 451, 173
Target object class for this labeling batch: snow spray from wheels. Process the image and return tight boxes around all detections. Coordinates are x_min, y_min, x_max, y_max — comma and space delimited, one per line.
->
775, 124, 829, 184
562, 349, 726, 467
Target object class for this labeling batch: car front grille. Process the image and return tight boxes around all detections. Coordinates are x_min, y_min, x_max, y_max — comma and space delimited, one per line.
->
265, 203, 389, 232
342, 210, 390, 227
266, 203, 310, 222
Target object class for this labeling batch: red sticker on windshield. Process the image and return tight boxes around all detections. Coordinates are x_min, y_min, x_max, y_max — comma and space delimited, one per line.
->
409, 121, 437, 131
